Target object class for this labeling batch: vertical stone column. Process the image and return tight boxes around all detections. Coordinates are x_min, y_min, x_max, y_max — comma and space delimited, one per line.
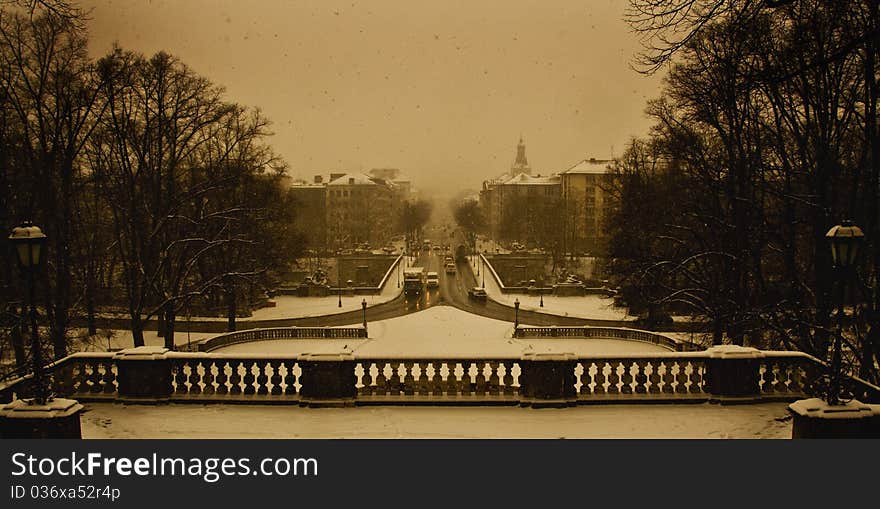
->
705, 345, 763, 404
519, 352, 577, 408
298, 353, 357, 407
113, 346, 173, 403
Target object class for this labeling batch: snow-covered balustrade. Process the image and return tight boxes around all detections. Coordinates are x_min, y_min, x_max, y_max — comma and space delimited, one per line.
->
2, 347, 878, 406
198, 326, 367, 352
575, 354, 708, 401
168, 353, 301, 402
515, 325, 700, 351
355, 358, 521, 403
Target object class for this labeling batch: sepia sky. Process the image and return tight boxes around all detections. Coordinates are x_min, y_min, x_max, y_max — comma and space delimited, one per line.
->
79, 0, 664, 195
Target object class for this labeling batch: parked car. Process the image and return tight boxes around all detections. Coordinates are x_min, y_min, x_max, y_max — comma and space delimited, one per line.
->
467, 287, 487, 301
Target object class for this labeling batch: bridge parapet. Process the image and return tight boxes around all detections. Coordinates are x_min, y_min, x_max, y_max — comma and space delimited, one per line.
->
4, 345, 877, 408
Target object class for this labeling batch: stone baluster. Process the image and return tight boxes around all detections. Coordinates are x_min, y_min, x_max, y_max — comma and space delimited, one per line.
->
402, 362, 415, 396
215, 361, 229, 395
475, 362, 488, 395
243, 361, 256, 395
689, 361, 705, 394
578, 362, 592, 396
488, 361, 501, 396
229, 361, 243, 395
388, 362, 401, 395
375, 362, 388, 396
634, 360, 648, 394
188, 360, 203, 395
592, 362, 606, 396
101, 362, 117, 395
88, 361, 103, 394
620, 361, 634, 395
283, 361, 299, 395
460, 362, 473, 396
502, 362, 515, 396
431, 361, 444, 396
202, 360, 216, 396
418, 362, 430, 396
606, 360, 620, 395
661, 362, 675, 395
674, 362, 689, 395
360, 362, 374, 396
446, 362, 460, 396
647, 361, 661, 394
269, 360, 283, 396
256, 361, 270, 395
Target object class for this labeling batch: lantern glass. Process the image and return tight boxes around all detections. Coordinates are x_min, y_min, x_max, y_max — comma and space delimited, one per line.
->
9, 224, 46, 269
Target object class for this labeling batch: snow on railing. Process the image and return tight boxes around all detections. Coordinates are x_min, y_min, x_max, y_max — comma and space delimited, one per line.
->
197, 326, 366, 352
515, 325, 703, 351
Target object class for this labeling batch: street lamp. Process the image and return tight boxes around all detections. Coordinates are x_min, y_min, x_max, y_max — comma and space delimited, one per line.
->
540, 292, 544, 308
514, 298, 520, 330
362, 298, 368, 331
8, 222, 48, 405
481, 256, 485, 288
824, 220, 865, 406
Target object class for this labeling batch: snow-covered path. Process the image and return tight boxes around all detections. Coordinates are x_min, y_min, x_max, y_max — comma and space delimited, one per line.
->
80, 401, 793, 438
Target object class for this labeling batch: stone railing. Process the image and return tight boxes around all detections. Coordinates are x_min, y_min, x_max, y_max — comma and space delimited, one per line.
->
2, 345, 878, 407
355, 357, 521, 404
515, 325, 703, 352
197, 326, 367, 352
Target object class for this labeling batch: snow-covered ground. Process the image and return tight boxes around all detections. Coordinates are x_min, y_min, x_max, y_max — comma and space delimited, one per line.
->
79, 401, 793, 438
212, 305, 670, 357
468, 255, 635, 321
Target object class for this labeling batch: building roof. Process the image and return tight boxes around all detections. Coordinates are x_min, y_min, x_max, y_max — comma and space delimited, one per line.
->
560, 158, 615, 175
327, 173, 378, 186
502, 173, 559, 185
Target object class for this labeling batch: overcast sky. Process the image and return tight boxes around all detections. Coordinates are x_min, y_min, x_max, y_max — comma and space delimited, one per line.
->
80, 0, 664, 195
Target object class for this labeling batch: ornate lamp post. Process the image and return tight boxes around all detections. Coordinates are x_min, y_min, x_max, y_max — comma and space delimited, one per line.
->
514, 298, 520, 330
824, 220, 865, 406
8, 222, 48, 405
361, 298, 368, 332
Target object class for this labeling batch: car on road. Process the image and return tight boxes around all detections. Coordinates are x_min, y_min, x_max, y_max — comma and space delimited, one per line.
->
467, 287, 487, 301
445, 262, 456, 274
426, 271, 439, 288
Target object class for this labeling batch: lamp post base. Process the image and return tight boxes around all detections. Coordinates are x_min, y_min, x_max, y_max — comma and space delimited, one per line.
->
789, 398, 880, 438
0, 398, 84, 439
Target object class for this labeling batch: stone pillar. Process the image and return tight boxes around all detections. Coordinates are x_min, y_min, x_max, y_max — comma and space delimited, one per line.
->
0, 398, 84, 438
299, 353, 357, 407
113, 347, 173, 403
789, 398, 880, 438
705, 345, 763, 404
519, 352, 577, 408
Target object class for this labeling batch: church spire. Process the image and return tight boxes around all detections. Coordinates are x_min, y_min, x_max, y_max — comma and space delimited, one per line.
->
512, 136, 531, 175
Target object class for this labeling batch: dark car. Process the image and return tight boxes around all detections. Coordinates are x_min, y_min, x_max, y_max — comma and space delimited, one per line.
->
467, 287, 487, 301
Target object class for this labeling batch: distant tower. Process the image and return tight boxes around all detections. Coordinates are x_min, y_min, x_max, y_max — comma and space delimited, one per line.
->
511, 136, 531, 175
